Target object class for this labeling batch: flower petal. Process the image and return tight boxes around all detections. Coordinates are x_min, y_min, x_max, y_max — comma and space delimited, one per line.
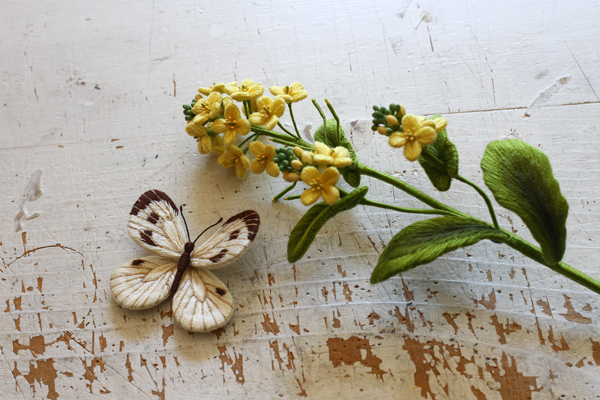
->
250, 160, 266, 174
313, 142, 331, 155
388, 132, 407, 148
401, 114, 420, 133
301, 166, 320, 185
415, 126, 437, 146
404, 141, 422, 162
271, 97, 287, 116
265, 161, 280, 177
249, 141, 266, 157
320, 167, 340, 186
223, 130, 238, 145
301, 188, 321, 206
212, 118, 226, 134
321, 186, 340, 205
264, 116, 279, 130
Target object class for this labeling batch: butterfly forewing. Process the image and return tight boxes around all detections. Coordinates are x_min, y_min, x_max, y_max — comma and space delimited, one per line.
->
110, 256, 177, 310
172, 268, 234, 332
128, 189, 187, 259
190, 210, 260, 269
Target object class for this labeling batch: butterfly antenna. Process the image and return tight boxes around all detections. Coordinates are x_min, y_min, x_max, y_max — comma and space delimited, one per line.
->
180, 205, 192, 242
193, 217, 224, 244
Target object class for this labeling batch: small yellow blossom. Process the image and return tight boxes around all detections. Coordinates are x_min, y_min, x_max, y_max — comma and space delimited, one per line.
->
312, 142, 353, 168
212, 104, 251, 145
249, 142, 280, 177
222, 96, 234, 109
300, 166, 340, 206
191, 92, 223, 125
197, 134, 224, 155
186, 121, 213, 153
230, 79, 265, 101
248, 96, 286, 130
433, 117, 447, 132
218, 145, 250, 178
198, 82, 231, 96
269, 82, 308, 103
388, 114, 437, 162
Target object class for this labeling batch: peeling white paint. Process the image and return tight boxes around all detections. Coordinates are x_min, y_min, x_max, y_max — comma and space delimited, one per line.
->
14, 169, 43, 232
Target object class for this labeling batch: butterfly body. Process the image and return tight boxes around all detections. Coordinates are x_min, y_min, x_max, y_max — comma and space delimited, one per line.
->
111, 190, 259, 332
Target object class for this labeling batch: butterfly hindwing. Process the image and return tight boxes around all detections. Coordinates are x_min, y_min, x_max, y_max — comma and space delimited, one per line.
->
110, 256, 177, 310
172, 267, 234, 332
128, 189, 187, 259
190, 210, 260, 269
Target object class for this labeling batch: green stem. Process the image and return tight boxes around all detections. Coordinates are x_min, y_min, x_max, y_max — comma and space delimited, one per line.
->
238, 132, 260, 148
287, 103, 302, 139
355, 163, 461, 215
250, 126, 311, 148
500, 230, 600, 295
270, 137, 313, 150
360, 198, 454, 216
273, 182, 297, 202
456, 174, 500, 229
277, 122, 297, 139
324, 99, 341, 139
312, 99, 327, 124
284, 194, 301, 201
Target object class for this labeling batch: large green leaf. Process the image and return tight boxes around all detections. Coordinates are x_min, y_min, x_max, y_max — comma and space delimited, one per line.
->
314, 119, 358, 162
481, 139, 569, 264
287, 186, 368, 263
371, 217, 506, 283
418, 128, 459, 191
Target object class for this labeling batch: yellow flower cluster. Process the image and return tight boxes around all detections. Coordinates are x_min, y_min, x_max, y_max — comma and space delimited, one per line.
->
186, 79, 309, 179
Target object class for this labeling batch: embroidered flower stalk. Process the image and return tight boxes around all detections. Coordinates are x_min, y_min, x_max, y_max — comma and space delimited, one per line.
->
181, 79, 600, 298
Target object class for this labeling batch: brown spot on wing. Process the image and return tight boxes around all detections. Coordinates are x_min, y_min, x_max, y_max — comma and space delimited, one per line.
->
130, 189, 179, 216
140, 231, 156, 247
209, 249, 229, 263
229, 230, 240, 240
148, 212, 160, 224
224, 210, 260, 241
216, 288, 226, 296
131, 259, 144, 266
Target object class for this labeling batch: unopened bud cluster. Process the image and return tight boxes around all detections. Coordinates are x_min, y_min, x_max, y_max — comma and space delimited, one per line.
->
371, 104, 406, 136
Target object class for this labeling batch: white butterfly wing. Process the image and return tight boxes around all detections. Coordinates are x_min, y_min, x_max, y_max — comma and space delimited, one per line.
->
172, 267, 234, 332
190, 210, 260, 269
110, 256, 177, 310
128, 189, 187, 259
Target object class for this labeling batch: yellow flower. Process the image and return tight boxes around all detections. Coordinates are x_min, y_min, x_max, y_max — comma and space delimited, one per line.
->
312, 142, 353, 168
197, 134, 224, 155
198, 82, 234, 96
269, 82, 308, 103
388, 114, 437, 161
218, 145, 250, 178
186, 121, 212, 152
248, 96, 286, 130
230, 79, 265, 101
212, 104, 251, 145
191, 92, 223, 125
300, 166, 340, 206
249, 142, 279, 177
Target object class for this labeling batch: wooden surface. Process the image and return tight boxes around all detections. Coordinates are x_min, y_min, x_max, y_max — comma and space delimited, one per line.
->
2, 1, 600, 399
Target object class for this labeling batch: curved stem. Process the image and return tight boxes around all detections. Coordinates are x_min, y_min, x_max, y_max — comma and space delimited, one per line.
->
311, 99, 327, 124
287, 103, 301, 138
238, 132, 260, 148
456, 174, 500, 229
355, 163, 461, 215
277, 122, 297, 138
251, 126, 311, 148
500, 230, 600, 295
273, 182, 297, 202
360, 197, 454, 216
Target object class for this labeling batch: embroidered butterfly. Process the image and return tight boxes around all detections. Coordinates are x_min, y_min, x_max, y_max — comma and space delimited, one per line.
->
110, 189, 260, 332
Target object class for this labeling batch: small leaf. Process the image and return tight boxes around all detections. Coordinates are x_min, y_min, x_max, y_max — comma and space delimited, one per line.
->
342, 168, 361, 188
288, 186, 368, 263
371, 217, 505, 283
481, 139, 569, 264
314, 119, 358, 162
418, 128, 459, 191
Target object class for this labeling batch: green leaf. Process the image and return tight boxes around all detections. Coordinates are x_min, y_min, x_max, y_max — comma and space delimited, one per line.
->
418, 128, 459, 191
371, 217, 506, 283
314, 119, 358, 162
481, 139, 569, 264
342, 168, 361, 188
287, 186, 368, 263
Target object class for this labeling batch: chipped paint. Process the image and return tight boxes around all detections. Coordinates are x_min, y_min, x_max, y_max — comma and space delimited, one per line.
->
326, 336, 385, 380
